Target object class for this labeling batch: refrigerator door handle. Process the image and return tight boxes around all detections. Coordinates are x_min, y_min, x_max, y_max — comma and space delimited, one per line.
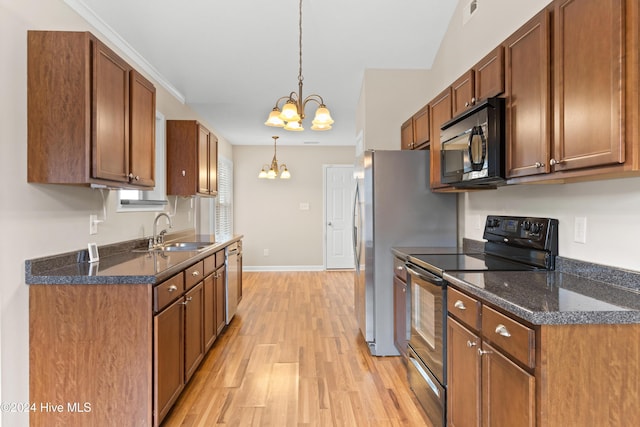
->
352, 182, 360, 270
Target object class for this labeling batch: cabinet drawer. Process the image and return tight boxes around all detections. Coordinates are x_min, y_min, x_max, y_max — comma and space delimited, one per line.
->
215, 249, 225, 268
393, 257, 407, 282
155, 272, 184, 312
448, 287, 480, 331
203, 254, 215, 276
185, 261, 204, 290
482, 305, 535, 369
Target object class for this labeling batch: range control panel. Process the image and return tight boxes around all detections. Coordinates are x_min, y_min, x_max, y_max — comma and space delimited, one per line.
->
483, 215, 558, 251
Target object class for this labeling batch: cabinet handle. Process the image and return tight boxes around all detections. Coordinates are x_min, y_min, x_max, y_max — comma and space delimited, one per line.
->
534, 162, 544, 168
478, 348, 493, 356
465, 101, 470, 107
167, 285, 178, 293
181, 170, 187, 177
128, 173, 140, 181
495, 324, 511, 337
466, 340, 477, 348
550, 158, 563, 166
396, 266, 404, 271
181, 296, 193, 305
192, 271, 200, 277
454, 300, 466, 310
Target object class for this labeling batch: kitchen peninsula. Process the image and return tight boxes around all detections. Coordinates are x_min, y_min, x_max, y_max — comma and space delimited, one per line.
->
26, 234, 242, 427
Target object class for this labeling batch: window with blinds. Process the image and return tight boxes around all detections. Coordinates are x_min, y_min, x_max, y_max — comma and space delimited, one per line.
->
216, 156, 233, 239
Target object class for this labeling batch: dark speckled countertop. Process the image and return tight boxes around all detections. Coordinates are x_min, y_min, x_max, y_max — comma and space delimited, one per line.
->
25, 233, 243, 285
444, 270, 640, 325
393, 244, 640, 326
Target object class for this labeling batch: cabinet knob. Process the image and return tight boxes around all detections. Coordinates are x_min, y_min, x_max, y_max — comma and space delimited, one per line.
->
534, 162, 544, 168
454, 300, 466, 310
167, 285, 178, 293
495, 324, 512, 337
192, 271, 200, 277
466, 340, 477, 348
181, 170, 186, 177
465, 102, 469, 107
550, 158, 563, 166
128, 173, 140, 181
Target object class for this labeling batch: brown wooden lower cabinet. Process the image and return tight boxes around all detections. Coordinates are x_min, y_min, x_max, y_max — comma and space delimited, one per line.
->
29, 246, 235, 427
447, 286, 640, 427
155, 298, 185, 424
184, 281, 205, 383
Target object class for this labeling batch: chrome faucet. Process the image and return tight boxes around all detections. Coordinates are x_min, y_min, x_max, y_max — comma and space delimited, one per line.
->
152, 213, 173, 247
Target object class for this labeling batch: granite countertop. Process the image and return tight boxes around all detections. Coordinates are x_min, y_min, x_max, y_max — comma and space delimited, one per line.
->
25, 233, 243, 285
444, 270, 640, 325
392, 245, 640, 326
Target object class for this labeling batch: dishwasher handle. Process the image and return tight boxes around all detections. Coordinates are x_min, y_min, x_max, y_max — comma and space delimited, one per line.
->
405, 264, 444, 286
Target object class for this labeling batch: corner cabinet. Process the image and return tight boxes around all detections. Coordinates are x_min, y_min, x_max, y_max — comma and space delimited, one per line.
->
166, 120, 218, 197
27, 31, 156, 188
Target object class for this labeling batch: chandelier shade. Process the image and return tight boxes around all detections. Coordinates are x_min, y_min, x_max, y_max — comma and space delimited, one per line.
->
264, 0, 334, 132
258, 136, 291, 179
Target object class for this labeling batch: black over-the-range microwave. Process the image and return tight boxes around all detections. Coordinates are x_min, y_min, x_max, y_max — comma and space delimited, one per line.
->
440, 97, 505, 187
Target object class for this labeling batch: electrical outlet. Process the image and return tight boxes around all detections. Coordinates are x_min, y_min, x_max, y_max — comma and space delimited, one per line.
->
89, 214, 98, 235
263, 248, 269, 256
574, 217, 587, 244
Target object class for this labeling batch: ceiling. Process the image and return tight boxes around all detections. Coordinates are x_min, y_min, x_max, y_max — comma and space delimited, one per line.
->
74, 0, 458, 146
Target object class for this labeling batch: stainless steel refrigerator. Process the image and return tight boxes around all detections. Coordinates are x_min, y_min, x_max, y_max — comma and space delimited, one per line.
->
353, 150, 457, 356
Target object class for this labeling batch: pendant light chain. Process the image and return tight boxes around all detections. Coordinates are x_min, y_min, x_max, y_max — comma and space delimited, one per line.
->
298, 0, 304, 85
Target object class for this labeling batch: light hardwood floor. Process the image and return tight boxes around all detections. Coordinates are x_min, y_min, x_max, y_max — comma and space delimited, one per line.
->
161, 271, 432, 426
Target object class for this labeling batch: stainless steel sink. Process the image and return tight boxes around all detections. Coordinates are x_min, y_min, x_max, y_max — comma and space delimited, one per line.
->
133, 241, 215, 253
161, 241, 214, 251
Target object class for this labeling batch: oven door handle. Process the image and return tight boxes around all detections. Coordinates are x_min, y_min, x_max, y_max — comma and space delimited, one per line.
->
405, 265, 444, 285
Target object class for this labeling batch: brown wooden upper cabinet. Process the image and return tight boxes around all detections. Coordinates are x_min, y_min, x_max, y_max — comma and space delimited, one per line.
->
166, 120, 218, 197
451, 46, 505, 117
504, 9, 552, 179
428, 87, 453, 190
27, 31, 156, 188
506, 0, 627, 180
401, 104, 430, 150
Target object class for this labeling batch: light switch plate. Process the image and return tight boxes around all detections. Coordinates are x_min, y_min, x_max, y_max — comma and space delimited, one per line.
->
574, 217, 587, 244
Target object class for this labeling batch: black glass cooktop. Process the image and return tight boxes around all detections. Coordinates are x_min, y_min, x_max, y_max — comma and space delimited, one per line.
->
408, 253, 540, 277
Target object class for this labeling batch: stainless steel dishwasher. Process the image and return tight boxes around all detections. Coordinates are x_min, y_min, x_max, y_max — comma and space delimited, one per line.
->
226, 242, 239, 324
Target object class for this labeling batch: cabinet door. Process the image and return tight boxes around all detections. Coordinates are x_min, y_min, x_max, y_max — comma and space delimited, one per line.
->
401, 118, 414, 150
197, 125, 210, 195
184, 282, 204, 382
154, 298, 184, 425
429, 87, 453, 189
413, 104, 430, 149
474, 46, 505, 101
504, 10, 551, 178
215, 266, 226, 335
451, 70, 475, 117
129, 70, 156, 187
203, 274, 216, 351
552, 0, 624, 171
482, 342, 535, 427
447, 317, 481, 427
92, 39, 130, 183
209, 133, 218, 195
393, 276, 408, 357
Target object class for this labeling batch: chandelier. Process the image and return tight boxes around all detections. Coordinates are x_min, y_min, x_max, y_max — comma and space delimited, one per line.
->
258, 136, 291, 179
264, 0, 334, 132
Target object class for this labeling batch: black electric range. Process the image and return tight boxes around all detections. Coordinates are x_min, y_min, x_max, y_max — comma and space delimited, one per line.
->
405, 215, 558, 427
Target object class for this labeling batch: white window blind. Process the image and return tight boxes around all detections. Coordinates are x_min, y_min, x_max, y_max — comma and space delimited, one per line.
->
216, 156, 233, 239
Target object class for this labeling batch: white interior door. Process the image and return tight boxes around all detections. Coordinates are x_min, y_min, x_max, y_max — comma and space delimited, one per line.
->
325, 165, 355, 269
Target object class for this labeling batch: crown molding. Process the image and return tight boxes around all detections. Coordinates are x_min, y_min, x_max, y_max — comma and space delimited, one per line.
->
64, 0, 185, 104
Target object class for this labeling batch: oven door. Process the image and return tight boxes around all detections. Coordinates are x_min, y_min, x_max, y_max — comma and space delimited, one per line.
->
406, 263, 446, 384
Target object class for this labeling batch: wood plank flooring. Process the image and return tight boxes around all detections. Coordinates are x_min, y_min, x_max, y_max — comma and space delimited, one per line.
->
161, 271, 432, 426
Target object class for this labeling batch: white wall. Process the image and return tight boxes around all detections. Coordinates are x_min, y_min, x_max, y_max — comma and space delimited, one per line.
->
233, 144, 355, 269
0, 1, 231, 425
428, 0, 640, 271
